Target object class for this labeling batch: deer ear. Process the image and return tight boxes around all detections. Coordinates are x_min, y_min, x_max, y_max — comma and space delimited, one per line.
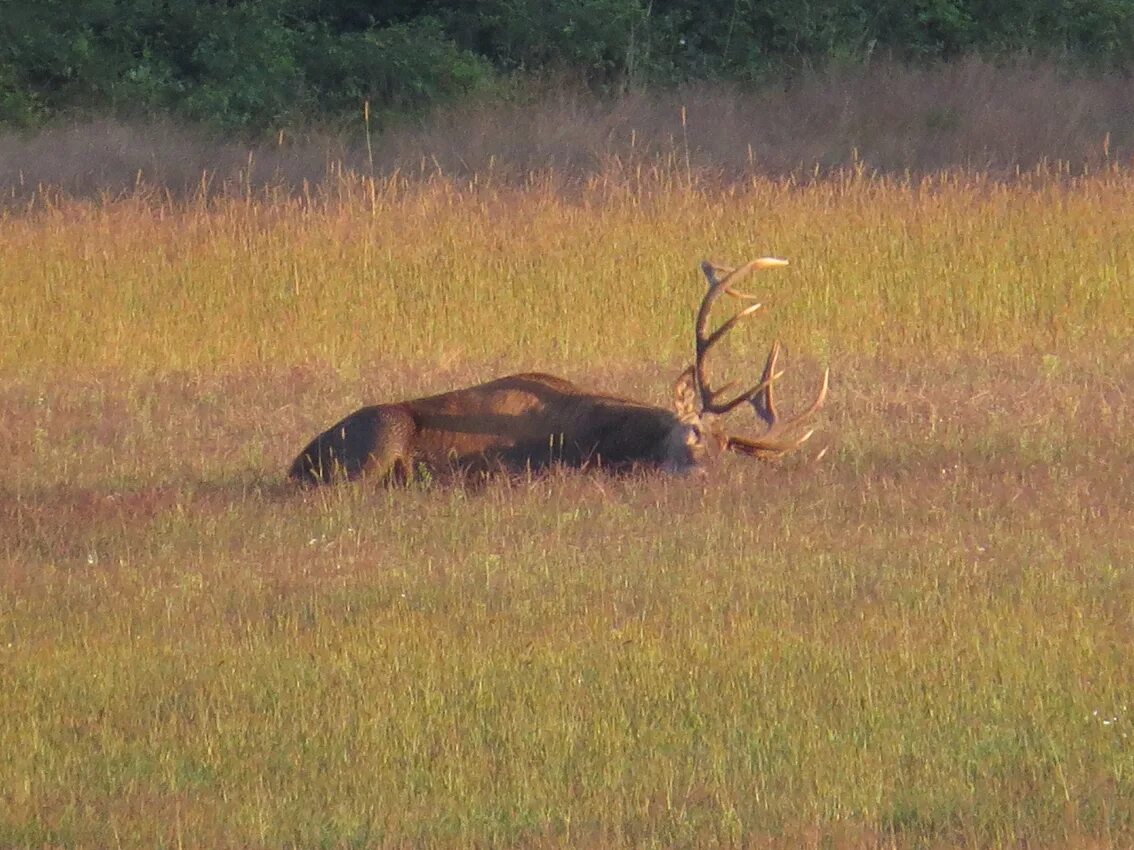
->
672, 366, 699, 420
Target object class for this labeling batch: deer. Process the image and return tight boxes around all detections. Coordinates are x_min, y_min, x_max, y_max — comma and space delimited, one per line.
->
288, 257, 829, 486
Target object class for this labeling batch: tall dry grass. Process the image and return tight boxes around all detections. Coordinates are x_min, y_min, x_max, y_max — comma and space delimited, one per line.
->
1, 167, 1130, 382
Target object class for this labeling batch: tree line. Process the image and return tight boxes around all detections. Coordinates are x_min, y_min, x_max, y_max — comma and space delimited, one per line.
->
3, 0, 1132, 132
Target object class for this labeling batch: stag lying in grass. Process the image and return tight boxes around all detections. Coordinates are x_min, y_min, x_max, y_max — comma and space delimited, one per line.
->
289, 257, 829, 485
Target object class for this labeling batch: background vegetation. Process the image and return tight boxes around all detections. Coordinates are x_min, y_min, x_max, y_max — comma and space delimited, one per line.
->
3, 0, 1134, 131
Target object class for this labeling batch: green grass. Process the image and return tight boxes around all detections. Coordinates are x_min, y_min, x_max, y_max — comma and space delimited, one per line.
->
1, 170, 1132, 849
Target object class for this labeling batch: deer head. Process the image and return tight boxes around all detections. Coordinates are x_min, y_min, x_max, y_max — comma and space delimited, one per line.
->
662, 257, 829, 472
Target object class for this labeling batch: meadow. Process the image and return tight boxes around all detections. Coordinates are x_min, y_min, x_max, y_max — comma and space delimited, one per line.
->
1, 153, 1132, 847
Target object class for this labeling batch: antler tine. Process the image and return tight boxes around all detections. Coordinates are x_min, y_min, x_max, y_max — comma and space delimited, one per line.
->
728, 358, 829, 458
750, 339, 782, 428
728, 427, 819, 460
701, 301, 766, 350
752, 338, 829, 433
766, 365, 829, 436
694, 257, 788, 415
705, 366, 785, 415
707, 257, 789, 299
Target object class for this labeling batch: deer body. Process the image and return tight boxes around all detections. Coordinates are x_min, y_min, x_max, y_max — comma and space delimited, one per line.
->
288, 372, 704, 485
289, 258, 829, 486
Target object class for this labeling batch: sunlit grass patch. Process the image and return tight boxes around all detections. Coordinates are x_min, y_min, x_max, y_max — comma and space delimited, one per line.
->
2, 167, 1131, 380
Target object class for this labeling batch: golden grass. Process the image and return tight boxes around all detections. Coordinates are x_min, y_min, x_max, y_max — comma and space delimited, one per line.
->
2, 168, 1131, 380
1, 168, 1132, 849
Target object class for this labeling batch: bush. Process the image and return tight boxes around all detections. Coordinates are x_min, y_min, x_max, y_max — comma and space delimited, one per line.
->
1, 0, 1133, 131
300, 17, 493, 119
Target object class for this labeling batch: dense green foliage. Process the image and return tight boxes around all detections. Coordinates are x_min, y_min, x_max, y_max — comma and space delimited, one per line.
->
2, 0, 1133, 130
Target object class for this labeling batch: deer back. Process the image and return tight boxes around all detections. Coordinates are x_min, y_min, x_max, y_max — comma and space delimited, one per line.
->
406, 372, 683, 473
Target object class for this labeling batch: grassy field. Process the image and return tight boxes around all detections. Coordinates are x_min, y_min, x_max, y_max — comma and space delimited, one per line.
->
1, 166, 1132, 849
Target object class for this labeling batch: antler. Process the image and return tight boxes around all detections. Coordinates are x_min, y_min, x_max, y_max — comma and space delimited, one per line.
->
727, 340, 830, 459
694, 258, 787, 414
694, 257, 829, 458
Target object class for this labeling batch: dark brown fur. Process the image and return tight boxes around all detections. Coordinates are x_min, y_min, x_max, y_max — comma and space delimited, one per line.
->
288, 372, 700, 485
